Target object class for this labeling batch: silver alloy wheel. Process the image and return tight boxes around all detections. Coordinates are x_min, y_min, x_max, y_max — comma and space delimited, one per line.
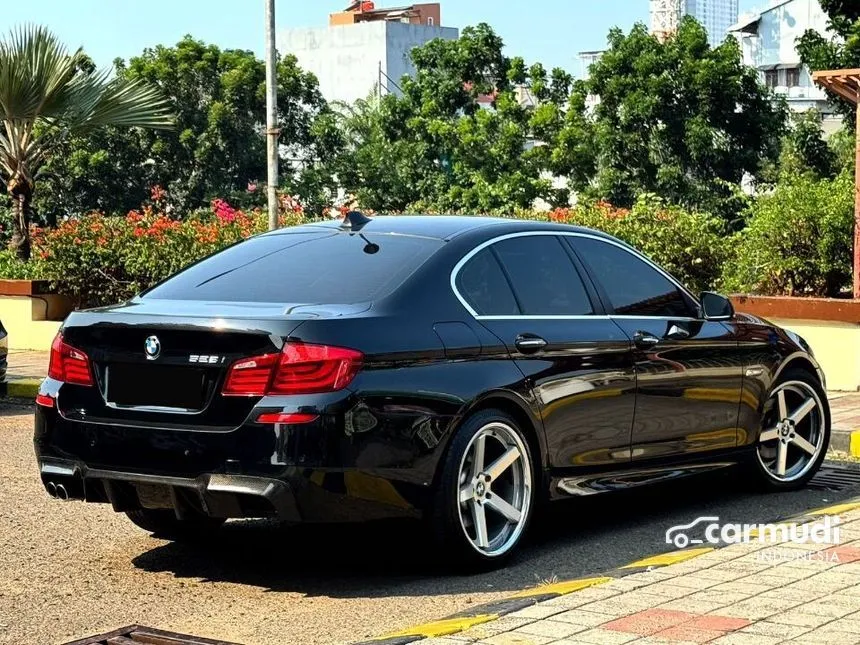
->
457, 421, 532, 558
757, 380, 826, 483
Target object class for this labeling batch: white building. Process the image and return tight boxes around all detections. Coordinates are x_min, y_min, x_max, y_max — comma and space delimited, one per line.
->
650, 0, 739, 45
729, 0, 838, 126
279, 4, 458, 105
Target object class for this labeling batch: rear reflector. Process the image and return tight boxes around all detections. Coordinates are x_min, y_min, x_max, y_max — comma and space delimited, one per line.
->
48, 333, 94, 387
35, 393, 55, 408
256, 412, 319, 424
223, 343, 363, 396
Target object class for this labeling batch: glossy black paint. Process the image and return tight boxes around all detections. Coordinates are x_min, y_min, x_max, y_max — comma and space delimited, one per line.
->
34, 216, 826, 524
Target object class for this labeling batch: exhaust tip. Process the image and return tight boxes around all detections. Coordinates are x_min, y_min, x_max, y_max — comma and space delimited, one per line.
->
56, 484, 69, 501
46, 481, 57, 498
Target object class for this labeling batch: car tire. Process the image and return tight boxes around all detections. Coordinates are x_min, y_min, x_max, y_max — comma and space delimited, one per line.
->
748, 368, 830, 492
430, 409, 536, 569
125, 509, 225, 540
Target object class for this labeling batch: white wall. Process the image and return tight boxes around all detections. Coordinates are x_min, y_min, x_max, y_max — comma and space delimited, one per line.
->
279, 22, 457, 105
734, 0, 831, 111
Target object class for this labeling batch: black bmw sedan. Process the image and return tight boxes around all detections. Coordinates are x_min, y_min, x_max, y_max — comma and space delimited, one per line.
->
35, 215, 830, 565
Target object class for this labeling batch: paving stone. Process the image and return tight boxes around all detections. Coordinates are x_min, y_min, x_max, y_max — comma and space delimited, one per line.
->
548, 608, 616, 628
506, 605, 568, 620
657, 597, 731, 614
552, 627, 639, 644
539, 587, 618, 609
709, 581, 773, 596
457, 617, 536, 640
781, 629, 860, 644
709, 633, 782, 645
576, 592, 668, 617
509, 620, 583, 639
738, 620, 812, 639
637, 582, 695, 599
477, 632, 554, 645
685, 615, 750, 632
602, 608, 697, 636
665, 574, 722, 590
768, 611, 839, 628
653, 624, 726, 643
716, 597, 803, 621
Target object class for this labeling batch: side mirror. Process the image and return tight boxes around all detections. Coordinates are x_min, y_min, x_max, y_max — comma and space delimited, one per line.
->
700, 292, 734, 321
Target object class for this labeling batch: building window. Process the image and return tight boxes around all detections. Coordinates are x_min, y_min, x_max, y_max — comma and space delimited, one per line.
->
786, 67, 801, 87
764, 69, 779, 88
427, 16, 434, 25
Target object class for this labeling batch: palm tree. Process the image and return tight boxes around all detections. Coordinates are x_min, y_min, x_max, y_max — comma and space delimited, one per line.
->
0, 25, 173, 259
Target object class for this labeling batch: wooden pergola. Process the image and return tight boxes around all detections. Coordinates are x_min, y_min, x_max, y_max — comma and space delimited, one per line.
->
813, 69, 860, 298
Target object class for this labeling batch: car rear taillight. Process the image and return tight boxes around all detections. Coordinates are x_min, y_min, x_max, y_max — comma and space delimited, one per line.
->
48, 333, 94, 386
223, 343, 363, 396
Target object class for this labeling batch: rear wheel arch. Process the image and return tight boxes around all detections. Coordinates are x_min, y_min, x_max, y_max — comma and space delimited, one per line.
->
435, 392, 547, 491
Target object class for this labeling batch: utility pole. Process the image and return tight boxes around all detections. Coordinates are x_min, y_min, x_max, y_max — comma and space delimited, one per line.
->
264, 0, 279, 231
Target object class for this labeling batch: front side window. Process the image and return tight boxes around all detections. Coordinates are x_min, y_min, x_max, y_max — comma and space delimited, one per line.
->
572, 237, 694, 318
492, 236, 593, 316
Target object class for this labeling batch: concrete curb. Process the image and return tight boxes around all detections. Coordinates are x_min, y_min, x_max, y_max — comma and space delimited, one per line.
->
0, 377, 41, 401
355, 498, 860, 644
832, 427, 860, 456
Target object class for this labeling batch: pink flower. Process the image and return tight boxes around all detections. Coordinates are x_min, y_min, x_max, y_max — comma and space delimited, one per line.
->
247, 181, 258, 193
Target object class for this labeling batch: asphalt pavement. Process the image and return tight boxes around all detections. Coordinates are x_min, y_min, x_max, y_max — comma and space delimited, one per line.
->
3, 402, 860, 645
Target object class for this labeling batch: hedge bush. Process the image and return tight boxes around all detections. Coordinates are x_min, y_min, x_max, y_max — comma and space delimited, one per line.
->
721, 172, 854, 297
31, 200, 302, 308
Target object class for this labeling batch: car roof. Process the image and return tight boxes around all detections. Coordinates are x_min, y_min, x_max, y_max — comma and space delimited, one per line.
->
272, 215, 613, 242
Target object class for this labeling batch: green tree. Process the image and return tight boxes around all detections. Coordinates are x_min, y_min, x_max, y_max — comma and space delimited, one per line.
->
558, 18, 786, 225
39, 36, 341, 219
334, 24, 568, 214
798, 0, 860, 124
0, 25, 172, 258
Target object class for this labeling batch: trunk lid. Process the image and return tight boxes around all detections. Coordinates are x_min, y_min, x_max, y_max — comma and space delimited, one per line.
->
57, 298, 370, 429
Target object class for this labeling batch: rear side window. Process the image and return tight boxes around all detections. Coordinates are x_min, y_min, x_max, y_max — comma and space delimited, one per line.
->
493, 236, 593, 316
145, 231, 442, 303
456, 249, 519, 316
573, 237, 694, 317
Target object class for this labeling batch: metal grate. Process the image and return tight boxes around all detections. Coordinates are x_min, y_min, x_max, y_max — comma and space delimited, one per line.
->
809, 464, 860, 492
63, 625, 241, 645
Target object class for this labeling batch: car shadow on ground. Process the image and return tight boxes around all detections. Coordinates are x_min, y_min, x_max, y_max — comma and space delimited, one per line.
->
131, 466, 857, 598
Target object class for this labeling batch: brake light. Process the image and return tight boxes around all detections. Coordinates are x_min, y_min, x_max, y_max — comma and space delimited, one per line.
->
48, 333, 94, 386
223, 343, 363, 396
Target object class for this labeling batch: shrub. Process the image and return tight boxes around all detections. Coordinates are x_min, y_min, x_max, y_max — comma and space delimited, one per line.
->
721, 172, 854, 297
32, 201, 302, 308
543, 196, 729, 294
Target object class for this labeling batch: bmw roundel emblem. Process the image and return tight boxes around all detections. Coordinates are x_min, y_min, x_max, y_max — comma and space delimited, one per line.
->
144, 335, 161, 360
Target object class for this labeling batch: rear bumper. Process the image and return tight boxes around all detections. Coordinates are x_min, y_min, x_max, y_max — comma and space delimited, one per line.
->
39, 457, 302, 521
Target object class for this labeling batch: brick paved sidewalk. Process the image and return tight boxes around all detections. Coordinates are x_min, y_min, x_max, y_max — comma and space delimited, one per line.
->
429, 503, 860, 645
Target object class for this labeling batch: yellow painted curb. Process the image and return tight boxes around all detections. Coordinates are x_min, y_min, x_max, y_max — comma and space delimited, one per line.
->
808, 501, 860, 516
622, 547, 714, 569
5, 378, 41, 399
850, 430, 860, 458
510, 576, 612, 598
372, 614, 497, 640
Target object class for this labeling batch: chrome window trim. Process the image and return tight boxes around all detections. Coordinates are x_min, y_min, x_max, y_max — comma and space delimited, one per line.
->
450, 231, 700, 320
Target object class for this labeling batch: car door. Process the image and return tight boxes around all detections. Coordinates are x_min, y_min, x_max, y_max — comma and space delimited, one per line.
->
454, 233, 636, 468
569, 234, 743, 461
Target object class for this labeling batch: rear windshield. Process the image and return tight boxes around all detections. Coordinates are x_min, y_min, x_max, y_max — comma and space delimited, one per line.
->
144, 230, 442, 303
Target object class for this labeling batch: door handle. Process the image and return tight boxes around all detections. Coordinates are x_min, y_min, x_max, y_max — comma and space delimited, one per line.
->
515, 334, 547, 353
633, 331, 660, 349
